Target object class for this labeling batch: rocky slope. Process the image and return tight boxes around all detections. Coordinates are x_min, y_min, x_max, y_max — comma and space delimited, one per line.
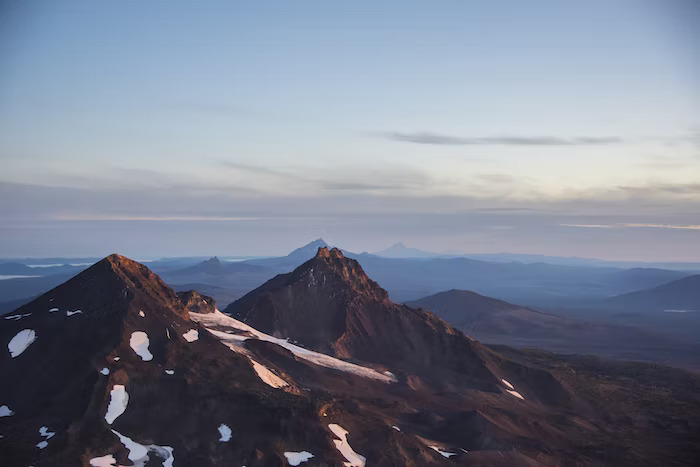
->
1, 253, 699, 466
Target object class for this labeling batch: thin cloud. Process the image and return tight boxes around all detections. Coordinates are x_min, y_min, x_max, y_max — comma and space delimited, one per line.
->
381, 131, 623, 146
51, 214, 262, 222
560, 224, 615, 229
561, 223, 700, 230
623, 223, 700, 230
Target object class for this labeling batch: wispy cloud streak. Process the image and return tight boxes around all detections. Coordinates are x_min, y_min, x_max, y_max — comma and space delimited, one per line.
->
561, 223, 700, 230
382, 131, 623, 146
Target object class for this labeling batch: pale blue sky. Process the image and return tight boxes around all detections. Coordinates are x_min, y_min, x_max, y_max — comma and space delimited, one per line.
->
1, 0, 699, 259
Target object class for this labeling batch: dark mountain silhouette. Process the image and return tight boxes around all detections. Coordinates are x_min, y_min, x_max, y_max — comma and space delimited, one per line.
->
157, 258, 275, 307
373, 242, 441, 258
287, 238, 329, 261
2, 254, 700, 465
169, 256, 269, 275
345, 253, 691, 304
0, 262, 37, 275
228, 247, 539, 392
406, 289, 700, 368
602, 274, 700, 312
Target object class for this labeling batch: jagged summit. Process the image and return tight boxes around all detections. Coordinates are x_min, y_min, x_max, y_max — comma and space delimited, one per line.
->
302, 246, 388, 302
224, 249, 517, 391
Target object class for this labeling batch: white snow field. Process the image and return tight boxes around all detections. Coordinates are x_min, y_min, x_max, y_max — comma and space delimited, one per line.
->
218, 424, 232, 442
4, 313, 31, 321
111, 429, 175, 467
430, 446, 456, 458
89, 454, 118, 467
328, 424, 366, 467
36, 426, 56, 449
250, 359, 288, 388
129, 331, 153, 361
284, 451, 314, 465
182, 329, 199, 342
8, 329, 37, 358
105, 384, 129, 425
192, 311, 395, 384
506, 389, 525, 400
502, 379, 525, 399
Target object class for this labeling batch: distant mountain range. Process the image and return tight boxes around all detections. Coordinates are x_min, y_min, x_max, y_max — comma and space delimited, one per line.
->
372, 242, 441, 258
602, 274, 700, 312
406, 289, 699, 368
1, 239, 697, 353
2, 251, 699, 465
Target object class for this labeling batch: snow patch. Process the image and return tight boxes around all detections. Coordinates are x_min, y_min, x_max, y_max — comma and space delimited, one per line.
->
113, 356, 120, 361
430, 446, 456, 458
501, 379, 514, 390
130, 331, 153, 361
101, 367, 110, 375
111, 429, 174, 467
328, 424, 366, 467
218, 424, 232, 442
4, 313, 31, 320
193, 311, 395, 384
0, 405, 14, 417
506, 389, 525, 400
391, 425, 400, 431
8, 329, 36, 358
105, 385, 129, 425
165, 369, 175, 375
138, 310, 145, 317
36, 426, 55, 449
66, 309, 82, 316
49, 307, 59, 312
284, 451, 314, 465
90, 455, 117, 467
251, 359, 288, 388
182, 329, 199, 342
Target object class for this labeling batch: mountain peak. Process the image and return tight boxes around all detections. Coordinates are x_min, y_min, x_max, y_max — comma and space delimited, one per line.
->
286, 238, 329, 259
314, 246, 343, 259
68, 254, 190, 320
304, 247, 388, 302
204, 256, 221, 264
391, 242, 407, 249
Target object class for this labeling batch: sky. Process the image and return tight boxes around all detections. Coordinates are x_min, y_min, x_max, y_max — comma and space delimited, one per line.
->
1, 0, 699, 260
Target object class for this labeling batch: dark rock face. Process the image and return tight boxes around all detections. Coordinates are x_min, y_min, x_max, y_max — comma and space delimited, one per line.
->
225, 248, 563, 395
177, 290, 216, 314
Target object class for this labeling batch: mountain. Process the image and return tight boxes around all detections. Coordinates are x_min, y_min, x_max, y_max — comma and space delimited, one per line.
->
603, 274, 700, 312
406, 289, 700, 368
176, 289, 217, 314
339, 253, 689, 305
406, 289, 560, 335
157, 258, 275, 306
287, 238, 329, 261
373, 242, 442, 258
0, 262, 87, 277
1, 254, 407, 466
2, 254, 700, 465
0, 262, 37, 276
227, 247, 546, 392
168, 256, 269, 276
